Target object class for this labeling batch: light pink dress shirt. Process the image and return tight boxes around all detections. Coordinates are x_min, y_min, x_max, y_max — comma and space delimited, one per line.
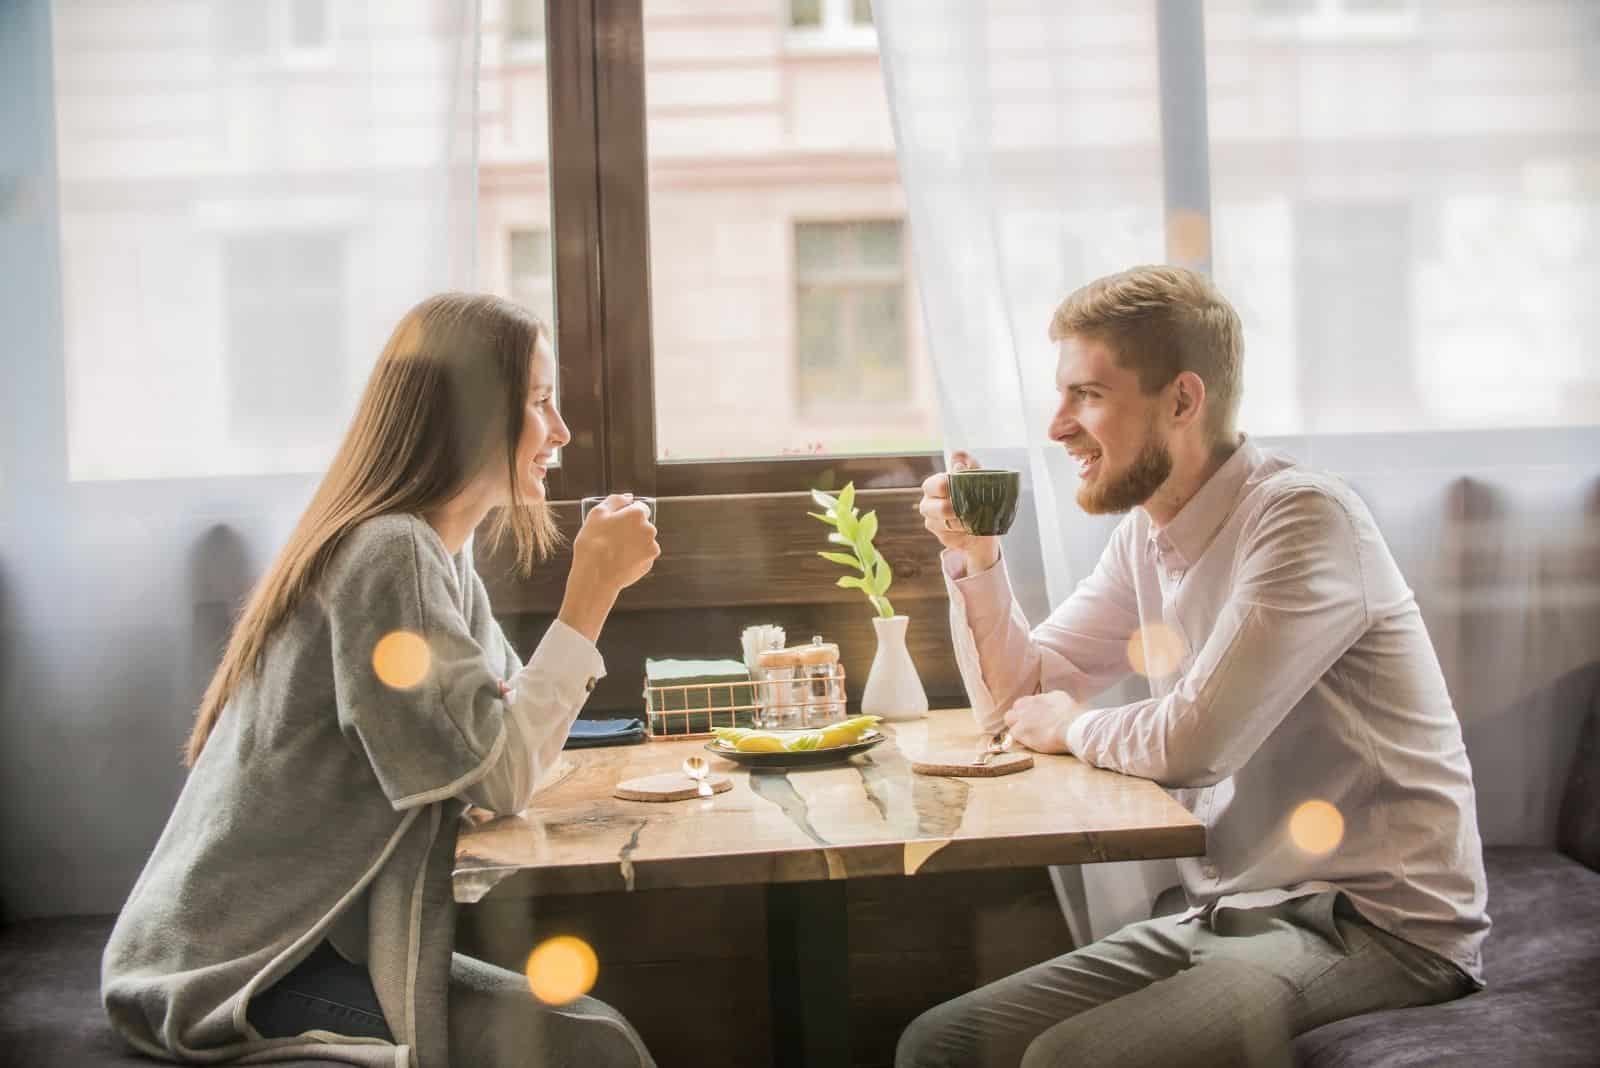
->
944, 438, 1490, 982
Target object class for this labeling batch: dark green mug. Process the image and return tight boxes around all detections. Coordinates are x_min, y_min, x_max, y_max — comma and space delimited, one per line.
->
948, 468, 1021, 536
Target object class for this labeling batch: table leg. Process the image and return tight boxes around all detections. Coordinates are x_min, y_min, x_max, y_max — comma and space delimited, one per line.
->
767, 879, 850, 1067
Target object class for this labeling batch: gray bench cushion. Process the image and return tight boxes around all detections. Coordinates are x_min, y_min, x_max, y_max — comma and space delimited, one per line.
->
1293, 846, 1600, 1067
0, 915, 342, 1067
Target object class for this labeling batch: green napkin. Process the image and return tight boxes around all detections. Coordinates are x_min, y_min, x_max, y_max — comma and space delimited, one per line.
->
644, 658, 758, 734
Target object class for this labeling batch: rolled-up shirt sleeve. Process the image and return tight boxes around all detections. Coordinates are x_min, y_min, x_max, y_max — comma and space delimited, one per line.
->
460, 619, 605, 816
944, 521, 1141, 733
1065, 488, 1370, 788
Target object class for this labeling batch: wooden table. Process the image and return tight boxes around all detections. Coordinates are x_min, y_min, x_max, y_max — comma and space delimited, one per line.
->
455, 708, 1204, 1066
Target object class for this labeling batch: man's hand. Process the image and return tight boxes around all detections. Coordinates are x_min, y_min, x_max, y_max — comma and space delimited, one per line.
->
918, 450, 1000, 573
1003, 691, 1088, 755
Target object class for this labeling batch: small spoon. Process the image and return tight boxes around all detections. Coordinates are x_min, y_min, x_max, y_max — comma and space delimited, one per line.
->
971, 729, 1013, 767
681, 755, 715, 798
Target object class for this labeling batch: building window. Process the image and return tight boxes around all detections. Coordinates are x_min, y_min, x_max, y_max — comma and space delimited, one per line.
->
787, 0, 876, 52
218, 0, 332, 62
507, 226, 555, 330
794, 220, 908, 413
506, 0, 546, 51
1255, 0, 1417, 39
224, 231, 345, 449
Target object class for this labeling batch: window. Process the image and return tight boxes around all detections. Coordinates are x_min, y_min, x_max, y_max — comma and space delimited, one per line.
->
1254, 0, 1417, 39
787, 0, 876, 52
475, 0, 939, 497
625, 0, 937, 490
1290, 201, 1416, 433
505, 0, 546, 53
224, 232, 346, 455
218, 0, 332, 63
507, 227, 554, 329
795, 220, 908, 414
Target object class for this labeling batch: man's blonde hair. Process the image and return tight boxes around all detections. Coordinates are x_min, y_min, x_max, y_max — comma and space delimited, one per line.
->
1049, 265, 1243, 443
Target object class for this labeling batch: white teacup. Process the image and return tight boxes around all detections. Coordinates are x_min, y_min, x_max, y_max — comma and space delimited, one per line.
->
579, 495, 657, 524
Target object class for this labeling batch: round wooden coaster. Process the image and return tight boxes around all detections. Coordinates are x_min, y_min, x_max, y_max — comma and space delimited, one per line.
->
613, 772, 733, 802
910, 750, 1034, 777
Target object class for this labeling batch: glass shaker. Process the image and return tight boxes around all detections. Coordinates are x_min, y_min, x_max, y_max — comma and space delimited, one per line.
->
756, 647, 804, 730
797, 636, 845, 728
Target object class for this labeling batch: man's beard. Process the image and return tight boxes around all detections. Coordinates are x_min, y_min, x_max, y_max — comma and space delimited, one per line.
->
1076, 423, 1173, 515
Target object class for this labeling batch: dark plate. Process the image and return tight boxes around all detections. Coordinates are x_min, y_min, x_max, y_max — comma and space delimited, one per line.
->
705, 730, 887, 768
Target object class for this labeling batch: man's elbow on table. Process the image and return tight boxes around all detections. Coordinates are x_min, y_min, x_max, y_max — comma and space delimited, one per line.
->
1143, 742, 1238, 790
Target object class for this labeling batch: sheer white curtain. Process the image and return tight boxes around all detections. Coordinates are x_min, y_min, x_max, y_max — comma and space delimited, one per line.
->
0, 0, 480, 918
877, 0, 1600, 944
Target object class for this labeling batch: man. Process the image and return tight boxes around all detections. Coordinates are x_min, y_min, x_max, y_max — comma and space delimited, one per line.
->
901, 265, 1487, 1067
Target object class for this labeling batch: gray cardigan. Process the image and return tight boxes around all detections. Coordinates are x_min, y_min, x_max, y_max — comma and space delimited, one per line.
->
102, 515, 603, 1067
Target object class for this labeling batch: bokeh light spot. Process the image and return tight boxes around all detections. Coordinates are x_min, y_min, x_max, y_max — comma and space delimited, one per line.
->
1127, 623, 1187, 678
1289, 800, 1345, 855
525, 935, 599, 1006
372, 630, 431, 690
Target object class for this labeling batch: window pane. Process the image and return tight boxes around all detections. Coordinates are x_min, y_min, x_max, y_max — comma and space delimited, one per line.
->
289, 0, 328, 50
224, 232, 345, 448
218, 2, 272, 56
52, 3, 462, 480
855, 219, 901, 269
1210, 0, 1599, 434
506, 0, 545, 45
795, 223, 839, 274
508, 227, 552, 285
644, 1, 939, 462
477, 3, 558, 447
789, 0, 822, 30
796, 221, 906, 414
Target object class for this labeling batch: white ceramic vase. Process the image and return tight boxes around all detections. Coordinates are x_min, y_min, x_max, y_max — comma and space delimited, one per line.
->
860, 615, 929, 721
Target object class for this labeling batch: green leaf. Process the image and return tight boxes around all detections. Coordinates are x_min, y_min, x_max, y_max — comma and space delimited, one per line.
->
828, 532, 854, 547
818, 550, 865, 572
807, 510, 839, 527
870, 594, 895, 618
872, 554, 893, 595
853, 510, 880, 560
837, 575, 872, 592
810, 489, 839, 512
834, 507, 858, 540
836, 482, 856, 518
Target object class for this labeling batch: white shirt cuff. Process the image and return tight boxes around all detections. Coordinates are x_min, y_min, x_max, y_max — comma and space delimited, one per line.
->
517, 617, 607, 705
1065, 707, 1105, 758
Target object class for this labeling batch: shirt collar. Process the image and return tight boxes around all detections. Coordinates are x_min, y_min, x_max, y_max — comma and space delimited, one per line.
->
1146, 434, 1262, 567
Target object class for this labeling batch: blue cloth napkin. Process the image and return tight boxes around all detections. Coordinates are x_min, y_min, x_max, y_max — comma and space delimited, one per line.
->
563, 717, 647, 749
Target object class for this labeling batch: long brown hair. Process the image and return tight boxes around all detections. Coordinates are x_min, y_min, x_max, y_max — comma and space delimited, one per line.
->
184, 292, 561, 766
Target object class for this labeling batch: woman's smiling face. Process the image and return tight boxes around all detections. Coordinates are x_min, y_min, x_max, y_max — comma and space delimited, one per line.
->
513, 335, 570, 503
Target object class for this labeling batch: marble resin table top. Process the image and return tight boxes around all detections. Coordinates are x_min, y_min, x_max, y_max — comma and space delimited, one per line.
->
453, 707, 1205, 903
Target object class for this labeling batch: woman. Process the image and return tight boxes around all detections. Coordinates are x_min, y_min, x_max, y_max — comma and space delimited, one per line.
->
102, 293, 660, 1067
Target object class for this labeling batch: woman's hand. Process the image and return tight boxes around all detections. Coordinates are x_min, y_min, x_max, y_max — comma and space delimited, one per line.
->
574, 494, 660, 590
918, 450, 1000, 574
558, 494, 661, 642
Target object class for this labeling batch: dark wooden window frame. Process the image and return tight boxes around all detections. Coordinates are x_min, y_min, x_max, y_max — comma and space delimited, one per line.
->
483, 0, 960, 716
543, 0, 942, 503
